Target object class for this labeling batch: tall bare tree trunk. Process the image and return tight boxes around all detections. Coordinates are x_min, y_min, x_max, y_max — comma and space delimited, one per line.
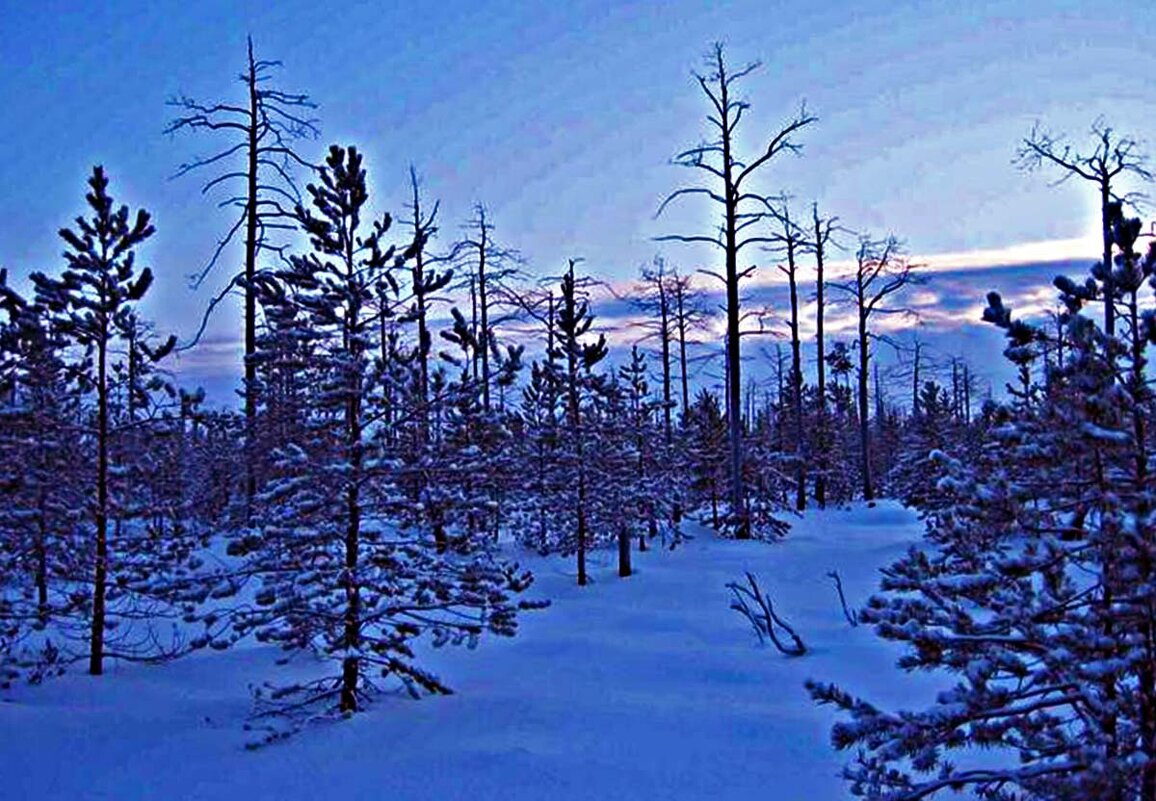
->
657, 44, 814, 536
857, 303, 874, 502
911, 339, 922, 416
657, 275, 673, 448
779, 206, 806, 511
675, 283, 690, 421
813, 205, 828, 508
722, 117, 746, 536
410, 171, 431, 442
477, 210, 491, 412
243, 39, 260, 522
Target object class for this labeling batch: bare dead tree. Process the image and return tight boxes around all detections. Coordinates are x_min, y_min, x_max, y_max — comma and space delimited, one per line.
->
657, 41, 815, 535
630, 256, 677, 447
765, 198, 811, 510
166, 36, 318, 517
811, 204, 839, 508
667, 270, 712, 422
452, 204, 524, 413
910, 331, 927, 416
1017, 119, 1152, 340
828, 235, 921, 501
880, 328, 930, 417
401, 167, 451, 445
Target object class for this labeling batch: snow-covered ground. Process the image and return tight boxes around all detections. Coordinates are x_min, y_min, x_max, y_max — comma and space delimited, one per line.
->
1, 501, 940, 800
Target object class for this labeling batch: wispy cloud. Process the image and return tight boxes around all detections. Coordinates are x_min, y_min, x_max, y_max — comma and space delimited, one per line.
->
171, 248, 1102, 407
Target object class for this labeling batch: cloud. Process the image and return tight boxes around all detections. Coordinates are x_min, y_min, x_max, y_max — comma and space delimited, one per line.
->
738, 235, 1101, 289
171, 248, 1103, 408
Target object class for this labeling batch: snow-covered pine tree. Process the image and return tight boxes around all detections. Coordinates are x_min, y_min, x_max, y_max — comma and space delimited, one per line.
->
30, 167, 188, 676
166, 387, 239, 530
736, 391, 792, 539
105, 309, 194, 545
685, 388, 729, 529
392, 168, 456, 551
427, 306, 522, 552
818, 341, 861, 506
888, 379, 978, 512
0, 290, 82, 661
230, 145, 535, 727
613, 345, 676, 551
248, 274, 318, 504
0, 278, 82, 684
511, 358, 568, 554
808, 209, 1156, 800
742, 392, 793, 536
581, 355, 646, 574
548, 259, 609, 586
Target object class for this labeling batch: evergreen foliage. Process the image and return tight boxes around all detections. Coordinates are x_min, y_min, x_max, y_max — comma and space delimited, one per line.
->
809, 209, 1156, 801
222, 146, 536, 730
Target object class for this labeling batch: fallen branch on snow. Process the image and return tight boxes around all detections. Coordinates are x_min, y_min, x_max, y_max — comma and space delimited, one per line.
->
826, 569, 859, 627
726, 572, 806, 656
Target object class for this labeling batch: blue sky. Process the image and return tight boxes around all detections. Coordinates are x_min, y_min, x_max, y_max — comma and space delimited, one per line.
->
1, 0, 1152, 400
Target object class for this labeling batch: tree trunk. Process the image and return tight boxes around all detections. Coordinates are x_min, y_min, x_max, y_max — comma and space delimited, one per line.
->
963, 364, 971, 423
720, 77, 746, 537
90, 335, 108, 676
469, 273, 479, 384
35, 478, 48, 620
243, 37, 260, 522
675, 284, 690, 423
340, 257, 364, 713
565, 271, 589, 586
411, 174, 431, 443
785, 227, 805, 511
813, 205, 828, 508
617, 523, 632, 577
477, 212, 491, 412
911, 341, 922, 416
1101, 178, 1116, 339
658, 275, 672, 448
857, 304, 874, 502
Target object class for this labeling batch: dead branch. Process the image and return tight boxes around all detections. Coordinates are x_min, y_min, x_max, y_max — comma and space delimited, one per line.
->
726, 571, 806, 656
826, 569, 858, 627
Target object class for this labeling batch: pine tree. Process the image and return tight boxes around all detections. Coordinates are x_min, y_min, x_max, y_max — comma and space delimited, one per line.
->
685, 389, 729, 529
615, 345, 674, 550
809, 212, 1156, 801
0, 301, 84, 665
548, 260, 608, 586
0, 278, 80, 683
31, 167, 182, 676
430, 306, 522, 552
888, 379, 975, 511
820, 341, 861, 505
230, 146, 535, 728
512, 359, 567, 554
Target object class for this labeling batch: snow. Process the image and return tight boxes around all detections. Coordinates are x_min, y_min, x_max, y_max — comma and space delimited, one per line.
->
1, 501, 940, 800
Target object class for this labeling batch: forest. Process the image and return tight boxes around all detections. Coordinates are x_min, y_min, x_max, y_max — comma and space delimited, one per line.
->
3, 34, 1156, 801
